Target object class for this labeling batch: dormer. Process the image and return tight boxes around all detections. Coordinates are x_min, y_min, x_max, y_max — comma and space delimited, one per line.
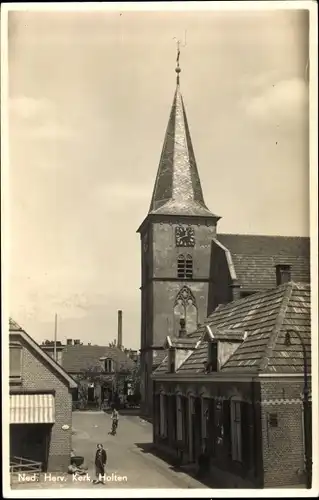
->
203, 325, 247, 372
163, 334, 199, 373
99, 356, 115, 373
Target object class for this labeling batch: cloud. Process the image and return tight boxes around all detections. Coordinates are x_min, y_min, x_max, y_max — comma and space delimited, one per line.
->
9, 95, 74, 140
242, 77, 308, 128
93, 182, 150, 210
9, 96, 52, 120
10, 282, 110, 323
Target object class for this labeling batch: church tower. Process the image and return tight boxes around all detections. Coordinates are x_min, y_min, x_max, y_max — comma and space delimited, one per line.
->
137, 51, 220, 415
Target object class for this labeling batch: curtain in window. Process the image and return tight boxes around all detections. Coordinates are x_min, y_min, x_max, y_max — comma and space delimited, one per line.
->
154, 394, 160, 438
182, 396, 189, 447
176, 395, 183, 441
160, 393, 165, 437
230, 400, 242, 462
241, 401, 254, 468
223, 399, 232, 458
164, 395, 169, 438
207, 398, 216, 456
170, 395, 177, 444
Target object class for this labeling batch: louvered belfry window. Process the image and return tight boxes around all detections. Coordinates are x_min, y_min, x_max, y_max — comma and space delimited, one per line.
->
177, 254, 193, 279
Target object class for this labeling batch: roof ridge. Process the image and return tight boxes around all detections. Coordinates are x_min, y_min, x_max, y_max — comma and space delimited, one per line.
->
258, 282, 295, 372
218, 233, 310, 239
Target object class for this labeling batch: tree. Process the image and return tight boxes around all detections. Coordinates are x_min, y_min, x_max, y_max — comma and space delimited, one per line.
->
127, 359, 141, 404
41, 339, 62, 346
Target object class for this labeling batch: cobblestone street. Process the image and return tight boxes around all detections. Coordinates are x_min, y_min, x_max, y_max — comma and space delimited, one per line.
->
10, 411, 205, 490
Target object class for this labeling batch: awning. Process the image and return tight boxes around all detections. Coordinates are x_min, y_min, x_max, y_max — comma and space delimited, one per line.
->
10, 394, 55, 424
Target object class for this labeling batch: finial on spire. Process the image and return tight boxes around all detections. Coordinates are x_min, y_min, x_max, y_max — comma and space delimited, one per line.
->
173, 31, 187, 86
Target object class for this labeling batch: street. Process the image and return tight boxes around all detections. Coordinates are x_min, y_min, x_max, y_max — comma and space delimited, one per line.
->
11, 411, 205, 489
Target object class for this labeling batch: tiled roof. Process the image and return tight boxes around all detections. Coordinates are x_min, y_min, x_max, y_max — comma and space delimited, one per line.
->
153, 355, 168, 374
153, 337, 199, 375
176, 282, 311, 375
217, 234, 310, 291
147, 84, 218, 219
152, 349, 167, 369
171, 337, 199, 348
61, 345, 135, 373
207, 328, 246, 341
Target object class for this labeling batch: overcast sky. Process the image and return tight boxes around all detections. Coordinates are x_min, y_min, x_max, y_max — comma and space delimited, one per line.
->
7, 6, 309, 349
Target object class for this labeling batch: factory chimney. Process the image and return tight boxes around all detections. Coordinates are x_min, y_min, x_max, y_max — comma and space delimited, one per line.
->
117, 310, 123, 350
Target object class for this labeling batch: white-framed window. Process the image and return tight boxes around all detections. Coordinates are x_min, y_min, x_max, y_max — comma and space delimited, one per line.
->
104, 358, 114, 373
176, 395, 183, 441
160, 393, 168, 438
9, 343, 22, 378
230, 399, 242, 462
202, 398, 209, 440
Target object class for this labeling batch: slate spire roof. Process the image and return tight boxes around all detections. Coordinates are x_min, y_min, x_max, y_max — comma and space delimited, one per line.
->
148, 72, 219, 219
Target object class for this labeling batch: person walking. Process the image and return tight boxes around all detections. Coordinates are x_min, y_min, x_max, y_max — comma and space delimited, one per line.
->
110, 407, 119, 435
93, 444, 107, 484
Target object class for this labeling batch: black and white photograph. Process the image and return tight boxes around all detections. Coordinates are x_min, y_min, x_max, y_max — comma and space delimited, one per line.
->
1, 1, 317, 496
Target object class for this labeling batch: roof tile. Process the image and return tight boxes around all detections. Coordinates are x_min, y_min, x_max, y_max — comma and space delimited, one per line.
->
174, 282, 311, 375
61, 345, 135, 373
217, 234, 310, 291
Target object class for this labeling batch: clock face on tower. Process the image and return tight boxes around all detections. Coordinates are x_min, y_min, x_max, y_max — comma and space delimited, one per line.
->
175, 225, 195, 247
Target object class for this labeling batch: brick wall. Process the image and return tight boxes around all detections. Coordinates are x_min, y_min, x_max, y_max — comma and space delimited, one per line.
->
10, 334, 73, 472
153, 378, 263, 487
153, 375, 311, 488
260, 379, 309, 487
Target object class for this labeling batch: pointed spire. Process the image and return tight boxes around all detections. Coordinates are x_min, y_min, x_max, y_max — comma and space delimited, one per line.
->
148, 51, 219, 219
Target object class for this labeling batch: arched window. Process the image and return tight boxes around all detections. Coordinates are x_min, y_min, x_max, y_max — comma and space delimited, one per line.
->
186, 299, 197, 333
173, 298, 185, 335
177, 254, 193, 279
173, 286, 198, 336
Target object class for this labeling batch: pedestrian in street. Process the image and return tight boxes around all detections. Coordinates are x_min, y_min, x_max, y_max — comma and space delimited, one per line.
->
110, 406, 119, 435
93, 444, 107, 484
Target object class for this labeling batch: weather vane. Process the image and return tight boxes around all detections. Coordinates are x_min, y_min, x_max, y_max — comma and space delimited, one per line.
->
173, 31, 187, 85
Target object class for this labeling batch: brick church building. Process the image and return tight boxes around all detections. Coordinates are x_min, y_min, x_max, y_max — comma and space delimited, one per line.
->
137, 60, 310, 417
